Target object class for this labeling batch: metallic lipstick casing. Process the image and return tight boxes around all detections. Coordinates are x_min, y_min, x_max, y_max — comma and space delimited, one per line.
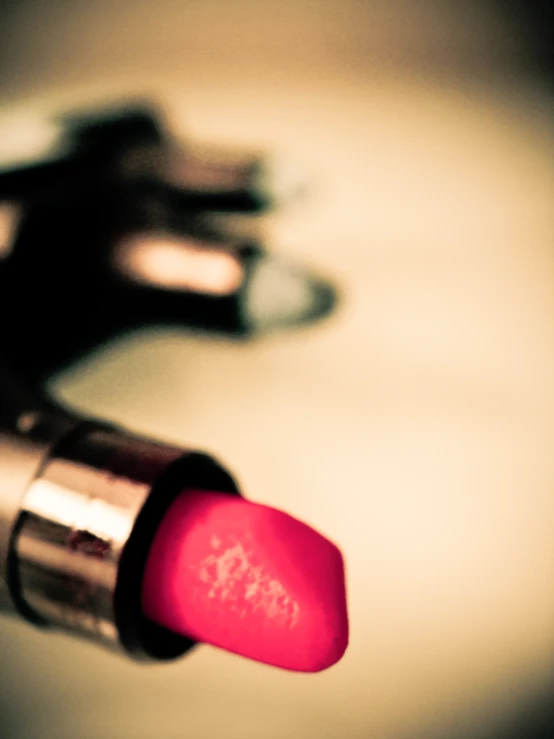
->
0, 376, 240, 661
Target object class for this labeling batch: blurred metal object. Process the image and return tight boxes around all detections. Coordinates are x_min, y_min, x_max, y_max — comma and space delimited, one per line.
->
0, 182, 338, 384
0, 100, 309, 211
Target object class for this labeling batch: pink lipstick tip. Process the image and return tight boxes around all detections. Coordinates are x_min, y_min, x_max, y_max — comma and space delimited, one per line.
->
141, 489, 348, 672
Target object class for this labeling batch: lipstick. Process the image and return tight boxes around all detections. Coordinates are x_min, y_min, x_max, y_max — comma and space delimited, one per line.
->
142, 488, 348, 671
0, 101, 308, 211
0, 365, 348, 670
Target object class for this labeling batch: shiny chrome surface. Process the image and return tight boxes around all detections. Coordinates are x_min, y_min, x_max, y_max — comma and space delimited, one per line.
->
14, 426, 180, 656
11, 423, 241, 659
0, 407, 76, 615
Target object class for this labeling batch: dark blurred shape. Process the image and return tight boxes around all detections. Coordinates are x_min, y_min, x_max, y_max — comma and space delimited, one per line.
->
0, 101, 337, 385
0, 178, 338, 385
0, 100, 309, 211
491, 0, 554, 81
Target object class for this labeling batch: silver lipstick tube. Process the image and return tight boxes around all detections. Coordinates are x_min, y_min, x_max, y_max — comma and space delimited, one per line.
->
0, 405, 240, 661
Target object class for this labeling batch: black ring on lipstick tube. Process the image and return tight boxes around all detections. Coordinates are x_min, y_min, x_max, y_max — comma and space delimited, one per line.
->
115, 446, 241, 660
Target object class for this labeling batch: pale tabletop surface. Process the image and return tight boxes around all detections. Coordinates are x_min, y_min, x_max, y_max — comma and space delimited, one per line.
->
1, 2, 554, 738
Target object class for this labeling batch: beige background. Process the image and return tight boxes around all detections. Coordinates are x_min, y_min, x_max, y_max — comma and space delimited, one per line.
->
1, 1, 554, 738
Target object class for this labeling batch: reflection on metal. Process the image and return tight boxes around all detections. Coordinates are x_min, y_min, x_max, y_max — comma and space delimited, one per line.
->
114, 235, 244, 295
